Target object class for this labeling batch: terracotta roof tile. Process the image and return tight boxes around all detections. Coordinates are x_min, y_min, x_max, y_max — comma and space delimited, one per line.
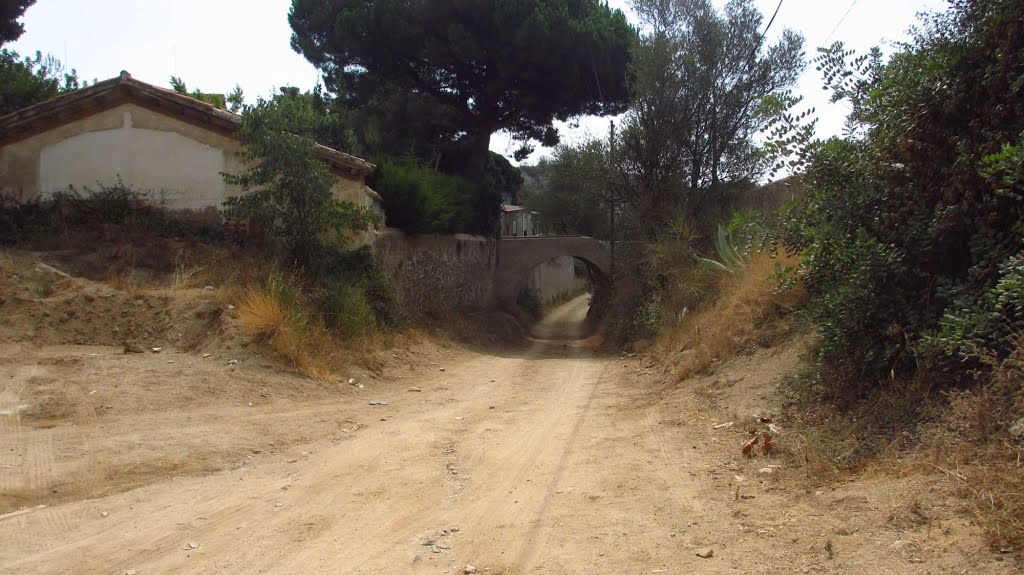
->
0, 71, 375, 176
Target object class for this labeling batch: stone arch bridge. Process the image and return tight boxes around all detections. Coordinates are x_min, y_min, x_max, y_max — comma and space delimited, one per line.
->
495, 236, 611, 307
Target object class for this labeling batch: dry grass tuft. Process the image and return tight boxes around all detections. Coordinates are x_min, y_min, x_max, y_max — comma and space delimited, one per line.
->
237, 288, 294, 339
662, 252, 805, 380
924, 345, 1024, 554
102, 270, 141, 294
172, 263, 205, 289
235, 278, 412, 380
236, 285, 326, 378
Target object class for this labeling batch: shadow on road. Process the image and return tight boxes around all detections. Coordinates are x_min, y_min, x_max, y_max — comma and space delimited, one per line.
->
529, 294, 600, 347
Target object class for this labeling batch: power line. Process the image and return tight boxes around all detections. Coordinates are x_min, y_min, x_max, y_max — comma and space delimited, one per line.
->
760, 0, 785, 46
747, 0, 785, 63
824, 0, 859, 44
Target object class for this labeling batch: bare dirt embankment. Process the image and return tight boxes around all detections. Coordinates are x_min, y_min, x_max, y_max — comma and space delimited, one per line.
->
0, 254, 1013, 574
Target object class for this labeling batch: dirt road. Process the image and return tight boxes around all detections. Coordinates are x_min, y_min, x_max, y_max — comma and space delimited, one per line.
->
1, 294, 652, 574
0, 294, 1009, 574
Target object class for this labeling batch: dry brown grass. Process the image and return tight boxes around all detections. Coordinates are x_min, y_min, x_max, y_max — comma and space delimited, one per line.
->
102, 270, 141, 294
779, 342, 1024, 555
172, 262, 205, 289
923, 346, 1024, 554
235, 280, 418, 380
236, 285, 323, 378
237, 288, 293, 337
234, 284, 329, 378
661, 252, 805, 380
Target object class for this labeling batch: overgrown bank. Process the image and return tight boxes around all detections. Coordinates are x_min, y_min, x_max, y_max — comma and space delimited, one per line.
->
628, 0, 1024, 559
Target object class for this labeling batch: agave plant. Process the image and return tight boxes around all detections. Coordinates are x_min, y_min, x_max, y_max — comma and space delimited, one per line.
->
695, 225, 748, 273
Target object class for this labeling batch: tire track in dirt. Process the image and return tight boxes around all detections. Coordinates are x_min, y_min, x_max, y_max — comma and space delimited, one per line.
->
15, 350, 538, 575
274, 353, 540, 574
1, 363, 86, 555
234, 344, 580, 574
511, 353, 603, 572
2, 295, 627, 575
452, 345, 606, 574
0, 372, 28, 553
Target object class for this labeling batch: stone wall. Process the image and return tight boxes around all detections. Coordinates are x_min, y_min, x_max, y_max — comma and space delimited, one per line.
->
371, 229, 496, 315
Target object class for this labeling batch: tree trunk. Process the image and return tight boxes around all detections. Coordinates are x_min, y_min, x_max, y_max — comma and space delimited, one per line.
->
464, 127, 493, 184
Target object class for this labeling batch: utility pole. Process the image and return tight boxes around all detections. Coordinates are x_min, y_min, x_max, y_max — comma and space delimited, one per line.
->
607, 119, 616, 277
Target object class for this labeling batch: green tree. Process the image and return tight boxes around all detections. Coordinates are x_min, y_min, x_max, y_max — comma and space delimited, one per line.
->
523, 139, 613, 238
227, 84, 245, 113
169, 75, 228, 109
288, 0, 636, 180
223, 94, 380, 267
0, 0, 34, 46
333, 80, 461, 166
0, 49, 81, 114
483, 152, 524, 207
786, 0, 1024, 387
621, 0, 804, 223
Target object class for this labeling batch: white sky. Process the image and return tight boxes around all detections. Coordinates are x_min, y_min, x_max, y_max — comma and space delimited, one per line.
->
9, 0, 946, 165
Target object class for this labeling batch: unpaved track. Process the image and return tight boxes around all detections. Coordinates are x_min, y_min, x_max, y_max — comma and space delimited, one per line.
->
0, 295, 698, 574
2, 293, 1008, 574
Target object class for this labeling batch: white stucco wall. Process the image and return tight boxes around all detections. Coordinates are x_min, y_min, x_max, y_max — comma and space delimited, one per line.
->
1, 102, 372, 213
527, 255, 584, 305
38, 110, 227, 210
501, 210, 538, 237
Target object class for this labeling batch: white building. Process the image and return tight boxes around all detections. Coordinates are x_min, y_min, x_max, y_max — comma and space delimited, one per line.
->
500, 204, 539, 237
0, 71, 382, 215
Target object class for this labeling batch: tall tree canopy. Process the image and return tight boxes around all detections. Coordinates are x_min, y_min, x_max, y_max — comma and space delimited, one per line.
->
288, 0, 636, 179
0, 0, 34, 46
620, 0, 804, 222
0, 50, 81, 115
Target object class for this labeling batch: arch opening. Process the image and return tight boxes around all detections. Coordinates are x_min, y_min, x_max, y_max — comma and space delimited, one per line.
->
513, 256, 607, 340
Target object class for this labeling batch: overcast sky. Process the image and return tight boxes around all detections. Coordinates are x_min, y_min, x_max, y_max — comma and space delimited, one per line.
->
9, 0, 947, 164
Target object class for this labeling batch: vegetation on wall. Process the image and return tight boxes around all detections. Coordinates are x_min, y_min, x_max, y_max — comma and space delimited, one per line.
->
0, 179, 225, 245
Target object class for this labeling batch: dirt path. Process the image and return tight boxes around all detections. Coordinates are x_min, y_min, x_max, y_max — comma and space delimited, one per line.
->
0, 294, 1011, 574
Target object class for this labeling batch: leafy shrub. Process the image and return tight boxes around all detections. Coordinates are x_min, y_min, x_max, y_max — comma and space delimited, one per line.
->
313, 245, 400, 328
223, 95, 379, 267
924, 252, 1024, 368
371, 159, 498, 235
322, 283, 377, 339
606, 254, 664, 342
783, 0, 1024, 388
0, 179, 226, 244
